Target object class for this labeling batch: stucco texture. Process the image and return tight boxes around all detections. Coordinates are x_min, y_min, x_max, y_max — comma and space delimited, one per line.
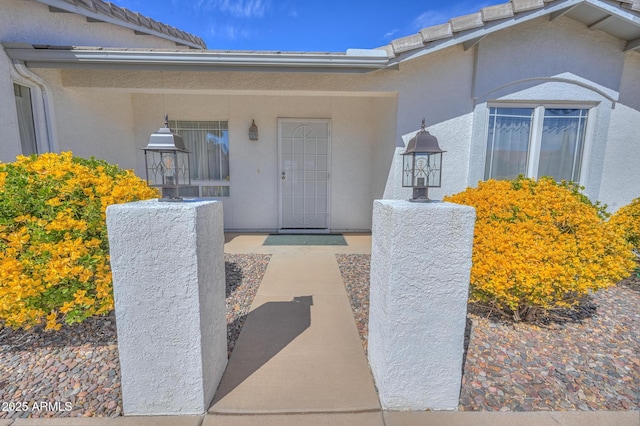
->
599, 52, 640, 210
106, 200, 227, 415
368, 200, 475, 410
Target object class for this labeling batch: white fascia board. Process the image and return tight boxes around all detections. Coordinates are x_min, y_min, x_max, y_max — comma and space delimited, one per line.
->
346, 48, 388, 57
34, 0, 204, 49
4, 46, 390, 73
387, 0, 640, 67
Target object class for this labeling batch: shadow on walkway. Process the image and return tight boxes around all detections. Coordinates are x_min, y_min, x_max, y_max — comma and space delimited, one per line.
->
212, 295, 313, 404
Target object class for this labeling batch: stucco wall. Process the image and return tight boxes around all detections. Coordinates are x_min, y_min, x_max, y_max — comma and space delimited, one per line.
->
133, 92, 396, 231
473, 16, 625, 102
466, 16, 637, 207
382, 45, 477, 201
0, 0, 185, 163
369, 200, 475, 410
382, 15, 640, 208
11, 53, 398, 231
33, 69, 138, 170
598, 52, 640, 210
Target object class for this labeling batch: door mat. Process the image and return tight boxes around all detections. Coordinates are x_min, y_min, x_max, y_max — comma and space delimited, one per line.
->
263, 234, 347, 246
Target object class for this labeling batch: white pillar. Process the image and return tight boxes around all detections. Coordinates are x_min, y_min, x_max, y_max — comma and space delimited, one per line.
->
368, 200, 475, 411
106, 200, 227, 415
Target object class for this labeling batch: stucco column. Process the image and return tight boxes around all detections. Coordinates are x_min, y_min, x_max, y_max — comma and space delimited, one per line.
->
368, 200, 475, 410
106, 199, 227, 415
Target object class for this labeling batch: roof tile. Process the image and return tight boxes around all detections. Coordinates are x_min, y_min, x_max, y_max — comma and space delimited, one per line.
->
35, 0, 206, 49
137, 13, 152, 29
149, 20, 163, 32
419, 23, 453, 42
92, 1, 110, 14
75, 0, 95, 10
109, 4, 127, 22
123, 9, 141, 25
627, 0, 640, 11
450, 12, 485, 32
481, 3, 515, 21
391, 34, 424, 54
385, 0, 640, 57
377, 44, 395, 58
511, 0, 545, 13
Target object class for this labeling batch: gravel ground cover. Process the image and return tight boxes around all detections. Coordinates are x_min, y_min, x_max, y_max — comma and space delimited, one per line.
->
0, 253, 270, 419
336, 254, 640, 412
335, 254, 370, 355
224, 254, 270, 357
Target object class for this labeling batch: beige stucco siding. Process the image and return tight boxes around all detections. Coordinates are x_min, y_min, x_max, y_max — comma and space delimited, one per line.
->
37, 89, 396, 231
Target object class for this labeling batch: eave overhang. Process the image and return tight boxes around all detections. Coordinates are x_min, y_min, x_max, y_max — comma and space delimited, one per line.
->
2, 44, 391, 74
384, 0, 640, 67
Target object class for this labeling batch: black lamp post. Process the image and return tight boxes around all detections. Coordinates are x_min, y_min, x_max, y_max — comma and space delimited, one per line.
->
401, 119, 445, 202
143, 115, 191, 201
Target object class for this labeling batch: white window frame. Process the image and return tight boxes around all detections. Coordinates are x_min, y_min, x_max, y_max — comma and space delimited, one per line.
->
484, 101, 597, 184
169, 119, 231, 198
11, 78, 51, 155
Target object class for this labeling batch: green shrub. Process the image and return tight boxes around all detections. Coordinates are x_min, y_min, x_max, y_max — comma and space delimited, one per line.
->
0, 152, 159, 330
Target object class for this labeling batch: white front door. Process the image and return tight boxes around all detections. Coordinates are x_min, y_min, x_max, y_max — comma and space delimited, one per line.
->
278, 119, 331, 232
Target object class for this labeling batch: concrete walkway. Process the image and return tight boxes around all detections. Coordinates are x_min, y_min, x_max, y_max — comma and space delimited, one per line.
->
208, 233, 380, 422
4, 234, 638, 425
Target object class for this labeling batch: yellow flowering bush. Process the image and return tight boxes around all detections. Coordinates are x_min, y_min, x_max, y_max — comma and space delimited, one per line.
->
444, 177, 635, 322
609, 197, 640, 252
0, 152, 159, 330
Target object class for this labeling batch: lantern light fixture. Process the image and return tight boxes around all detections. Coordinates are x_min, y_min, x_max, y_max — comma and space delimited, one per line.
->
401, 119, 445, 202
249, 119, 259, 141
143, 114, 191, 202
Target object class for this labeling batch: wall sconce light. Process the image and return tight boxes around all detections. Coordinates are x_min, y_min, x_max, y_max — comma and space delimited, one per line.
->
143, 114, 191, 202
249, 119, 259, 141
401, 119, 445, 202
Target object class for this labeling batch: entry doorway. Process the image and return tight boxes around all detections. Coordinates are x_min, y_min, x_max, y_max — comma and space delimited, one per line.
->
278, 119, 331, 232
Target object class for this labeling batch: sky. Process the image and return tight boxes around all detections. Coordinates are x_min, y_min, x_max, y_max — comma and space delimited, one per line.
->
109, 0, 505, 52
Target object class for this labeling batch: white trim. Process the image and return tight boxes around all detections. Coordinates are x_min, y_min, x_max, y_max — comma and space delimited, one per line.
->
478, 77, 616, 106
528, 105, 544, 179
482, 103, 596, 183
579, 107, 598, 185
277, 118, 332, 233
9, 62, 56, 154
487, 100, 600, 109
3, 45, 390, 73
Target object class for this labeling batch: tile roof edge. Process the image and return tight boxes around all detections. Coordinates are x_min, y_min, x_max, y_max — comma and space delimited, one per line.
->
33, 0, 207, 49
382, 0, 640, 58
